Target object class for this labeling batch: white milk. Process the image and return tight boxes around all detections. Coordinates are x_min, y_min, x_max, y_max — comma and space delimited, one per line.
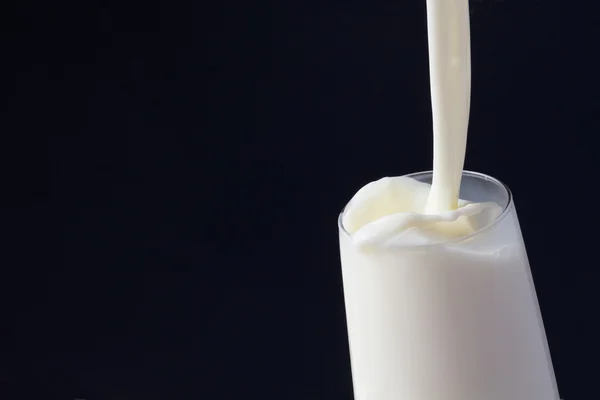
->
425, 0, 471, 213
342, 176, 501, 250
339, 175, 560, 399
337, 0, 561, 398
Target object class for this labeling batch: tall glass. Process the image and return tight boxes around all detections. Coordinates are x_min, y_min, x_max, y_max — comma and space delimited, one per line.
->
338, 171, 560, 400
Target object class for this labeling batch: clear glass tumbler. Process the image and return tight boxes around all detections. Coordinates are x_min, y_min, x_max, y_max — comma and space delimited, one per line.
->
338, 171, 560, 400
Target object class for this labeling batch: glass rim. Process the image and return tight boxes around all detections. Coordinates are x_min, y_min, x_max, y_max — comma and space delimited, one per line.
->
337, 170, 514, 249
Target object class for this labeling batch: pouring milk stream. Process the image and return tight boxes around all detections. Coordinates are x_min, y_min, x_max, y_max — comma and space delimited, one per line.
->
425, 0, 471, 214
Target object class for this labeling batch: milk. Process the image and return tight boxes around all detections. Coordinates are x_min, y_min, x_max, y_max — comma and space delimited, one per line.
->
337, 0, 561, 398
339, 173, 560, 399
425, 0, 471, 213
342, 176, 501, 250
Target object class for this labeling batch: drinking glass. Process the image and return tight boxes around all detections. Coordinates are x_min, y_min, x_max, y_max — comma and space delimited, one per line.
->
338, 171, 560, 400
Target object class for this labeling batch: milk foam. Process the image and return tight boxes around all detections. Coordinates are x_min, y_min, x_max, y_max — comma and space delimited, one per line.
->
342, 176, 502, 249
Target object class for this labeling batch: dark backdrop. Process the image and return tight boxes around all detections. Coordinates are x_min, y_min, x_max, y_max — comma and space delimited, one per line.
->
1, 0, 594, 399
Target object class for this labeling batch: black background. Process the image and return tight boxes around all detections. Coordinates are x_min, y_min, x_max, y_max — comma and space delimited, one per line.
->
1, 0, 595, 398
